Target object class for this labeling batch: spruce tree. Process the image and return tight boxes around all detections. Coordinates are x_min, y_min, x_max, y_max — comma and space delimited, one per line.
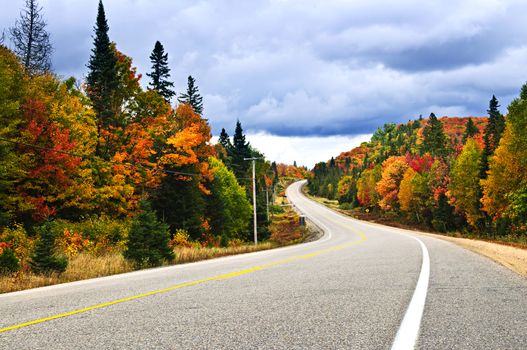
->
30, 222, 68, 275
86, 0, 119, 134
421, 113, 449, 158
0, 248, 19, 275
481, 95, 505, 177
124, 201, 174, 267
178, 75, 203, 115
230, 120, 251, 180
218, 128, 232, 150
9, 0, 53, 75
146, 41, 175, 101
462, 118, 478, 144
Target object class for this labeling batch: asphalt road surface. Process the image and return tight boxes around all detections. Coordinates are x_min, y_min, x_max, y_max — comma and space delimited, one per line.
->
1, 180, 526, 349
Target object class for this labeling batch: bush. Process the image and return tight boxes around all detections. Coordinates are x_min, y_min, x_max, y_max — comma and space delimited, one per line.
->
0, 245, 20, 275
339, 202, 354, 210
47, 217, 130, 246
270, 205, 285, 214
124, 202, 174, 268
169, 229, 192, 248
0, 224, 33, 265
30, 222, 68, 275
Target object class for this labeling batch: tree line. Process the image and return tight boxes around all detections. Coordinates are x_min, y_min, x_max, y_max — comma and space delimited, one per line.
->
310, 92, 526, 238
0, 0, 280, 274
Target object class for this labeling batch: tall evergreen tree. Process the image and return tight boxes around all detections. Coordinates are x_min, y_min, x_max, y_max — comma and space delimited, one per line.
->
481, 95, 505, 177
151, 172, 205, 240
230, 120, 251, 181
178, 75, 203, 115
146, 41, 175, 101
421, 113, 449, 158
86, 0, 119, 143
9, 0, 53, 75
218, 128, 232, 150
462, 118, 478, 144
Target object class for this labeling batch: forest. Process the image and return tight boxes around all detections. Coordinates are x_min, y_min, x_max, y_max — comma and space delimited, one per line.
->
0, 0, 309, 286
309, 93, 527, 240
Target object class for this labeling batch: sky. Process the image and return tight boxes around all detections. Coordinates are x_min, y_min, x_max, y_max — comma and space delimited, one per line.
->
2, 0, 526, 167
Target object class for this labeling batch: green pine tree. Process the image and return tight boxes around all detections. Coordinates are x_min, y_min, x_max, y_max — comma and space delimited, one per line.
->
421, 113, 449, 158
146, 41, 175, 102
481, 95, 505, 177
230, 120, 251, 181
124, 201, 174, 267
86, 0, 119, 147
29, 222, 68, 275
151, 170, 206, 240
178, 75, 203, 115
219, 128, 232, 151
462, 118, 479, 144
0, 248, 19, 275
431, 193, 455, 232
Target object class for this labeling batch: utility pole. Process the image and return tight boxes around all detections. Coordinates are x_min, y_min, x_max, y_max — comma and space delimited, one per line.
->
265, 186, 270, 221
244, 157, 259, 244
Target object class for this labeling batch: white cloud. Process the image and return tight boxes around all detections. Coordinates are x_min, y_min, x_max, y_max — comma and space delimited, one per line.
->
244, 132, 372, 168
2, 0, 526, 139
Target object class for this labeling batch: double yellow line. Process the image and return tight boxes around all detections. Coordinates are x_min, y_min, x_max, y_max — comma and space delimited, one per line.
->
0, 217, 367, 334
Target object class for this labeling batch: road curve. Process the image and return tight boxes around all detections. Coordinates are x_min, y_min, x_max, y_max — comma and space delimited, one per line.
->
1, 180, 526, 349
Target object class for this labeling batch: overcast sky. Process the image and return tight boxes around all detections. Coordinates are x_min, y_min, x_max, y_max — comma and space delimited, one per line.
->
2, 0, 526, 167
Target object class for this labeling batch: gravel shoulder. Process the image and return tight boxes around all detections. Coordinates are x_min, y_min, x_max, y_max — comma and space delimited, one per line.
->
417, 232, 527, 278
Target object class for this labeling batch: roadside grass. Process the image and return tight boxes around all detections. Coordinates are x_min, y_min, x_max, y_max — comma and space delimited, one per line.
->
174, 243, 275, 264
0, 181, 317, 294
0, 243, 280, 294
0, 253, 134, 294
0, 214, 313, 294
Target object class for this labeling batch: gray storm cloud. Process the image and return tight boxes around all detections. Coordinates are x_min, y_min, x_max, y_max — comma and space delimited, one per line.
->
1, 0, 525, 138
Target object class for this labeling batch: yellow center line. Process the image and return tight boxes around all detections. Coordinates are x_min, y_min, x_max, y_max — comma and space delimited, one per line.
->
0, 215, 367, 334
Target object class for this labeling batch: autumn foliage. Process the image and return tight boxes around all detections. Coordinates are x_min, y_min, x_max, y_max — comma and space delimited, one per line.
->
310, 95, 526, 238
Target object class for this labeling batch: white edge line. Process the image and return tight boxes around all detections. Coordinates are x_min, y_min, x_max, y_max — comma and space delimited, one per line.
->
391, 235, 430, 350
293, 180, 430, 349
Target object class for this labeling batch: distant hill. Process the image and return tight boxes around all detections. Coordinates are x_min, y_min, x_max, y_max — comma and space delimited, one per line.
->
332, 116, 488, 172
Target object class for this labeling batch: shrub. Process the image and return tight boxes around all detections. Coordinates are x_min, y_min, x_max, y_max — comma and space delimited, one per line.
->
44, 217, 130, 255
58, 228, 91, 257
169, 229, 192, 248
124, 202, 174, 268
0, 245, 20, 275
0, 224, 33, 265
30, 222, 68, 275
339, 202, 353, 210
270, 205, 285, 214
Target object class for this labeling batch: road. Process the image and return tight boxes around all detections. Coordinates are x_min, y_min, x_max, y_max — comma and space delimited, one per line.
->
1, 180, 526, 349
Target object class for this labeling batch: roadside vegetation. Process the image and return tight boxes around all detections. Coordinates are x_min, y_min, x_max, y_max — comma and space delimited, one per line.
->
309, 90, 527, 247
0, 0, 312, 293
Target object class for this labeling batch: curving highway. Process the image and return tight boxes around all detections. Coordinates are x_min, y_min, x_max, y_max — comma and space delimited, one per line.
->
1, 180, 526, 349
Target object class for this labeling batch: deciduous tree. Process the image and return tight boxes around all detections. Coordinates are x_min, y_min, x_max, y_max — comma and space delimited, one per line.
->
449, 139, 483, 229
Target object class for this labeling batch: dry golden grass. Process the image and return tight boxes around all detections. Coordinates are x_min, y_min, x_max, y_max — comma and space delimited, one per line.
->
0, 253, 134, 294
175, 242, 275, 264
0, 243, 279, 294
